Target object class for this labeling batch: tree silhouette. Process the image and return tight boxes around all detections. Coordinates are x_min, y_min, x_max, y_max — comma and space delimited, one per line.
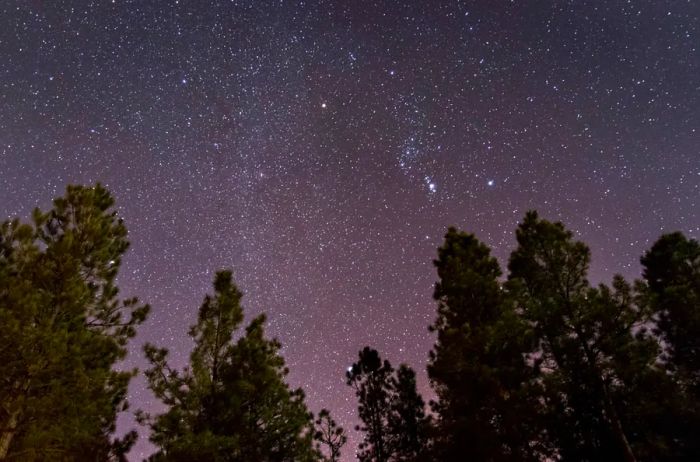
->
140, 270, 317, 462
347, 347, 428, 462
0, 184, 149, 460
313, 409, 346, 462
507, 211, 672, 461
641, 232, 700, 458
387, 365, 429, 461
428, 227, 544, 461
347, 347, 394, 462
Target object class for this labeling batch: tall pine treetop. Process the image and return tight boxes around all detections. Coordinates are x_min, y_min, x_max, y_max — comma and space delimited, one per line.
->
432, 227, 503, 331
428, 225, 542, 461
141, 270, 317, 462
0, 183, 149, 460
508, 210, 591, 303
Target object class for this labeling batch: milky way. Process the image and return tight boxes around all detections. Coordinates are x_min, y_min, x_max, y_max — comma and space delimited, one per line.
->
1, 1, 698, 460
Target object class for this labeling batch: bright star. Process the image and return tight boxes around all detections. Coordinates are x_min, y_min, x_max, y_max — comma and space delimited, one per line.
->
487, 179, 495, 187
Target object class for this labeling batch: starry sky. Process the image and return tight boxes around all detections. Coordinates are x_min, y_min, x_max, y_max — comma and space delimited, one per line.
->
1, 1, 699, 460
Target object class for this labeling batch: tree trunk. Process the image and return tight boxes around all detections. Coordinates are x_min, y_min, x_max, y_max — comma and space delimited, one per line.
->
0, 379, 30, 461
601, 382, 637, 462
0, 406, 21, 460
573, 323, 637, 462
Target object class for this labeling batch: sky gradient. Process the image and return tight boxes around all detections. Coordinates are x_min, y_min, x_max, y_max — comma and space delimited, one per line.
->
1, 1, 699, 460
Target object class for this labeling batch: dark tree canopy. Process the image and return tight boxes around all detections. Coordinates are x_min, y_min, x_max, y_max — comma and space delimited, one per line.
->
4, 185, 699, 462
506, 211, 674, 461
347, 347, 429, 462
642, 232, 700, 386
0, 184, 149, 461
140, 270, 317, 462
313, 409, 346, 462
347, 347, 394, 462
387, 365, 429, 462
641, 232, 700, 458
420, 212, 696, 462
428, 227, 544, 461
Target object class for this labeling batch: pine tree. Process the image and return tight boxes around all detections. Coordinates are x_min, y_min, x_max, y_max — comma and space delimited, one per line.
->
641, 232, 700, 458
140, 270, 317, 462
507, 211, 672, 461
428, 227, 544, 461
641, 232, 700, 392
0, 184, 149, 460
347, 347, 394, 462
313, 409, 346, 462
387, 365, 429, 462
347, 348, 428, 462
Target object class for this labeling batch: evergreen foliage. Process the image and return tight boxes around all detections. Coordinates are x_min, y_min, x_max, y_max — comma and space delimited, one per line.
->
347, 347, 428, 462
642, 233, 700, 392
507, 212, 675, 460
641, 232, 700, 458
420, 212, 697, 461
313, 409, 346, 462
140, 270, 317, 462
387, 365, 429, 462
4, 184, 699, 462
347, 347, 394, 462
428, 227, 544, 461
0, 184, 149, 461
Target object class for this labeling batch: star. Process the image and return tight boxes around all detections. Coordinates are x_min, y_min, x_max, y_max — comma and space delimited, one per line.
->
2, 2, 695, 459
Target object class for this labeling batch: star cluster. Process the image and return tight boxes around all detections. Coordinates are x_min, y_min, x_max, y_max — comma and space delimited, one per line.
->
1, 1, 698, 460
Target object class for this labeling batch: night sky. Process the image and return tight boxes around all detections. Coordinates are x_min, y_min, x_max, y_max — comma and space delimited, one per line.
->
1, 1, 699, 460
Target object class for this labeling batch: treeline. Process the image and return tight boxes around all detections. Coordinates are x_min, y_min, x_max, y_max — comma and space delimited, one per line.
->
0, 185, 698, 461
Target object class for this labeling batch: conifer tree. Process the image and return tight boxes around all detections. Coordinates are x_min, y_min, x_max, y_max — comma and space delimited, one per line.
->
507, 211, 669, 461
140, 270, 317, 462
387, 365, 429, 462
642, 232, 700, 392
0, 184, 149, 460
428, 227, 544, 461
641, 232, 700, 458
347, 347, 394, 462
313, 409, 346, 462
347, 348, 428, 462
